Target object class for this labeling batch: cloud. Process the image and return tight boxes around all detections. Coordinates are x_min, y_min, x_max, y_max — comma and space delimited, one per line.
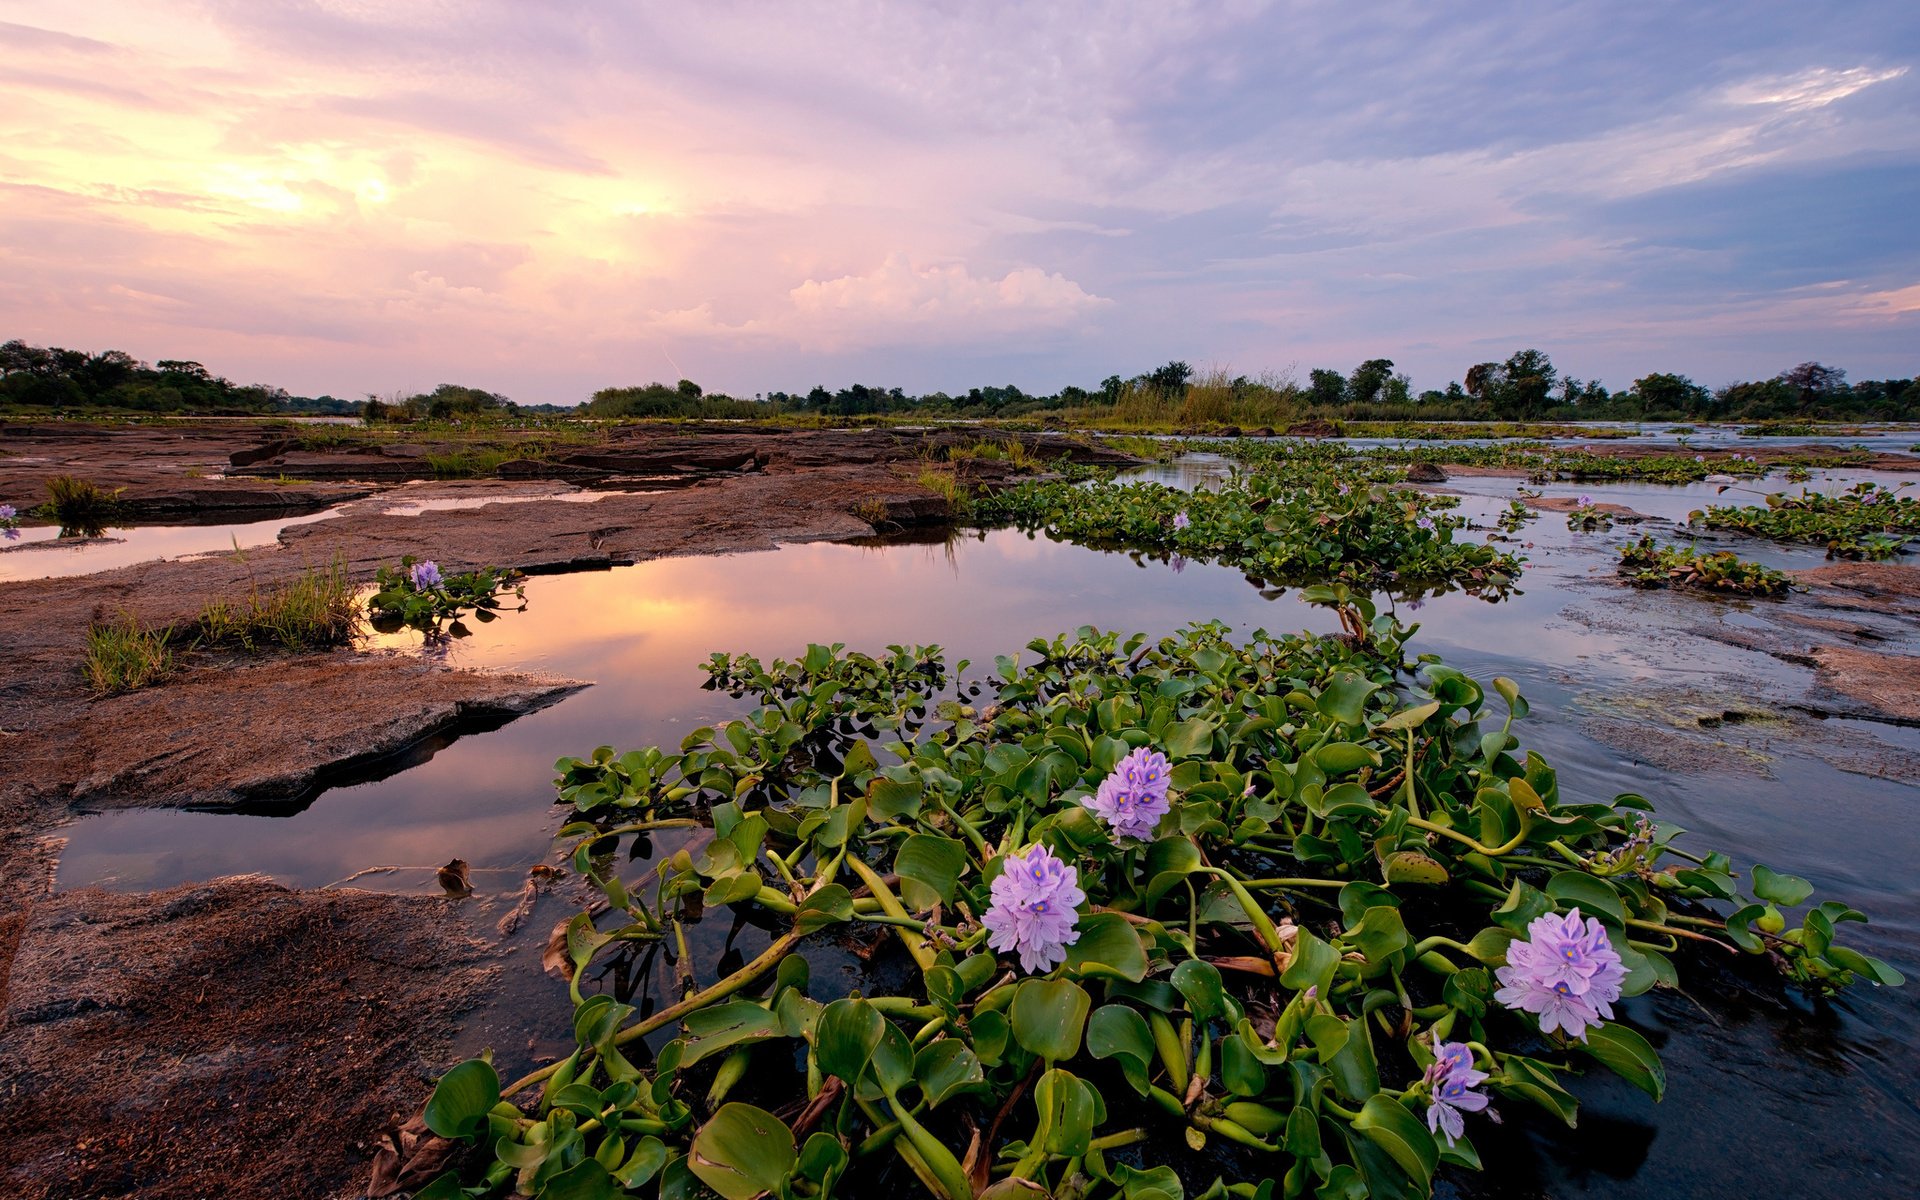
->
0, 1, 1915, 397
784, 255, 1110, 347
1726, 66, 1910, 111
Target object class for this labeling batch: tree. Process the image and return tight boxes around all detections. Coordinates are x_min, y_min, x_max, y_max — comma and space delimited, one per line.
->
676, 378, 703, 399
1147, 361, 1192, 397
1344, 358, 1395, 406
1777, 362, 1846, 413
1307, 369, 1347, 407
1630, 373, 1709, 417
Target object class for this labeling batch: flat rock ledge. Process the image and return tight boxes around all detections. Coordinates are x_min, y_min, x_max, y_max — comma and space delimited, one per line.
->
12, 656, 586, 812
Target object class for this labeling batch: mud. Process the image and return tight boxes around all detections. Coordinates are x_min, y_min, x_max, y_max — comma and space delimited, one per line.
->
0, 876, 496, 1200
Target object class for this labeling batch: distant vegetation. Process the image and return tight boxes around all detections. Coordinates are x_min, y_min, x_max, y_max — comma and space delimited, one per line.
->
4, 336, 1913, 425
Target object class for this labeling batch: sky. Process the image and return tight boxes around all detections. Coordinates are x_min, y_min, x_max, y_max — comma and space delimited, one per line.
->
1, 1, 1917, 405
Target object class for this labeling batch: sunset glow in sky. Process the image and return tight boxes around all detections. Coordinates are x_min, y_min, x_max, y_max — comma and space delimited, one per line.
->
2, 1, 1916, 402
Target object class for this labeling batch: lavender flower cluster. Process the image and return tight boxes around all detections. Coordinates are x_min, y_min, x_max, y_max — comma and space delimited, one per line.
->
983, 844, 1085, 974
1083, 746, 1172, 841
408, 559, 444, 590
0, 503, 17, 540
1493, 907, 1625, 1041
1423, 1038, 1489, 1145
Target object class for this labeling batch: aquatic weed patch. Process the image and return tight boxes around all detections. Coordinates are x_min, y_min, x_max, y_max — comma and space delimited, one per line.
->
1617, 537, 1792, 596
1692, 483, 1919, 560
402, 622, 1898, 1200
975, 476, 1522, 599
369, 556, 526, 636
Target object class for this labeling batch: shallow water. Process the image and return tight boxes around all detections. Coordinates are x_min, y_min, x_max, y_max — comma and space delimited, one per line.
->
42, 462, 1920, 1198
0, 510, 341, 582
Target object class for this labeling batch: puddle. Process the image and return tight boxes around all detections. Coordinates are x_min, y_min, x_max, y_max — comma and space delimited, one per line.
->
0, 510, 343, 582
41, 459, 1920, 1198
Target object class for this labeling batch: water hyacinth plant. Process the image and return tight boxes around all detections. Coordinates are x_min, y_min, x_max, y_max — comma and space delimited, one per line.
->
1617, 536, 1793, 596
1692, 482, 1919, 560
1565, 497, 1612, 533
401, 617, 1899, 1200
975, 475, 1522, 600
369, 554, 527, 634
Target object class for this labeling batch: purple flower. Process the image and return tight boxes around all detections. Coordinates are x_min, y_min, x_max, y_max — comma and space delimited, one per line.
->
0, 504, 14, 520
1424, 1038, 1489, 1145
1337, 482, 1351, 495
1417, 516, 1435, 531
984, 844, 1084, 974
1083, 746, 1172, 841
1577, 495, 1593, 508
1172, 511, 1190, 529
408, 559, 444, 590
1493, 907, 1626, 1041
1694, 454, 1705, 462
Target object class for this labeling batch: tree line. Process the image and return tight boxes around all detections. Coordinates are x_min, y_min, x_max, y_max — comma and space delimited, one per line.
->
5, 337, 1914, 423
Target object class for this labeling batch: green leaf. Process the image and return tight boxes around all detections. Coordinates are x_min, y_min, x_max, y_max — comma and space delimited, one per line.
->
1545, 872, 1626, 926
1314, 742, 1382, 774
1011, 978, 1092, 1062
895, 834, 967, 910
813, 998, 884, 1085
914, 1040, 986, 1108
1751, 864, 1814, 907
1064, 912, 1151, 982
677, 1001, 780, 1067
1171, 958, 1226, 1022
540, 1159, 618, 1200
795, 884, 854, 933
1352, 1095, 1438, 1191
1165, 717, 1217, 759
1579, 1023, 1666, 1101
1087, 1003, 1154, 1095
1221, 1031, 1267, 1096
688, 1104, 796, 1200
1318, 673, 1379, 725
424, 1059, 501, 1140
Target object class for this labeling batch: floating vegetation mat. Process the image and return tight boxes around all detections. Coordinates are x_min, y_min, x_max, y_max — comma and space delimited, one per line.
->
396, 612, 1901, 1200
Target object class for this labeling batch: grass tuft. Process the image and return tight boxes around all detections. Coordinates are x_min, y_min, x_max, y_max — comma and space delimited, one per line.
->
83, 613, 175, 694
197, 558, 360, 650
42, 474, 123, 532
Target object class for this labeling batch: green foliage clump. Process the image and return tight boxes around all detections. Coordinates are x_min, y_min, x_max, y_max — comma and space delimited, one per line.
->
1692, 483, 1919, 560
1618, 537, 1793, 596
410, 623, 1898, 1200
40, 474, 123, 535
197, 559, 360, 651
1565, 501, 1612, 532
975, 475, 1522, 599
368, 556, 526, 635
82, 613, 175, 694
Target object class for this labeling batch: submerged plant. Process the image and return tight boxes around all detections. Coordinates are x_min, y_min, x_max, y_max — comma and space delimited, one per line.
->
400, 623, 1899, 1200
